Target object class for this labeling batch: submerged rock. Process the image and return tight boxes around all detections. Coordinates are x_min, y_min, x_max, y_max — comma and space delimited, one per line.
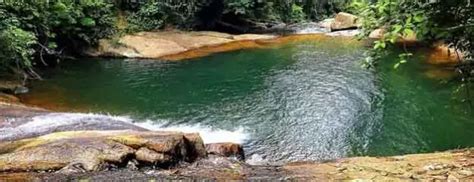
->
428, 43, 464, 65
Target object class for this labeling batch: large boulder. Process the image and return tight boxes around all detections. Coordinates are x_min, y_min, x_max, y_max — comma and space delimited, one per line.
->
0, 130, 206, 172
330, 12, 360, 31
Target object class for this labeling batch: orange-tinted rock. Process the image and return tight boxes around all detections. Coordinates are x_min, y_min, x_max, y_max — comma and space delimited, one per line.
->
0, 93, 20, 104
205, 143, 245, 160
427, 44, 464, 65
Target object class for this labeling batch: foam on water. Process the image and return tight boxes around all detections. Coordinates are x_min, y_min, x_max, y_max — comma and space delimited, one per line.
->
135, 121, 249, 144
1, 112, 249, 144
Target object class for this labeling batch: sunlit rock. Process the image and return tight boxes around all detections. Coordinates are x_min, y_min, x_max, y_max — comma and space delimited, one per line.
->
87, 31, 276, 60
0, 130, 206, 172
330, 12, 360, 31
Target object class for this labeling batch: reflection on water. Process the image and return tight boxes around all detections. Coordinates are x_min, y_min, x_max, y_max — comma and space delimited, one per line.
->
21, 37, 474, 163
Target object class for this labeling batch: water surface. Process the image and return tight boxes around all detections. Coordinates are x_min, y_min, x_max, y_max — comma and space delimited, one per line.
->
22, 36, 474, 163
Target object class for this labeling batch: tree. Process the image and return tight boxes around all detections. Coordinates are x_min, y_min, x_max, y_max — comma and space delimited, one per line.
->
352, 0, 474, 102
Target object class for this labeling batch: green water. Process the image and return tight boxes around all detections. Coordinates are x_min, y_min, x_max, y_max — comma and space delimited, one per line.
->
24, 37, 474, 163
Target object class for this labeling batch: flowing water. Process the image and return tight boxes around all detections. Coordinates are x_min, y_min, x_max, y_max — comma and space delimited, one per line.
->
21, 36, 474, 164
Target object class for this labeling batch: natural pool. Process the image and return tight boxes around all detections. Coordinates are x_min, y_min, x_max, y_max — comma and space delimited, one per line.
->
21, 36, 474, 164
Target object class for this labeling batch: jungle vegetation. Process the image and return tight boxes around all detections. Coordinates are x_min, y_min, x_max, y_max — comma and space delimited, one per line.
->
0, 0, 472, 92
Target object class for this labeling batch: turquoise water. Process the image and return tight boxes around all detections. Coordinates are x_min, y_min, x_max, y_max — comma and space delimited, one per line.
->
23, 37, 474, 163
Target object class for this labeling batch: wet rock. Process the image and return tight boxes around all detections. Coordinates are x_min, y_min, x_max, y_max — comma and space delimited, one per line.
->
0, 130, 206, 172
330, 12, 360, 31
205, 143, 245, 160
326, 30, 361, 37
288, 22, 330, 34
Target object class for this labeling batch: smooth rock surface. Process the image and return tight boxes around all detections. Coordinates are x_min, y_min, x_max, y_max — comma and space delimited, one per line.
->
330, 12, 360, 31
0, 130, 206, 172
87, 31, 277, 60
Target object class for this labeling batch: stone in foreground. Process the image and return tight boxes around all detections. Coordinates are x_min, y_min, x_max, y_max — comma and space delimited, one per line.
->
0, 130, 206, 172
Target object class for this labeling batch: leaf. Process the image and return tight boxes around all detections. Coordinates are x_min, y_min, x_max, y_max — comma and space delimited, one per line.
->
80, 17, 96, 27
403, 28, 415, 36
48, 42, 57, 49
413, 14, 424, 23
393, 25, 403, 33
393, 62, 400, 69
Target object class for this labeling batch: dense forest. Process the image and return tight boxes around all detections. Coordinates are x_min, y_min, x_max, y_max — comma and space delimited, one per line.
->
0, 0, 473, 86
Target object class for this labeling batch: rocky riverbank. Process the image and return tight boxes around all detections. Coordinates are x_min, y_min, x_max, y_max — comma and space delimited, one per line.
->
0, 102, 474, 181
86, 12, 461, 66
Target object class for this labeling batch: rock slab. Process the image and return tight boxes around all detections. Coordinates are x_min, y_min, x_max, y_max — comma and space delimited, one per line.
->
0, 130, 206, 172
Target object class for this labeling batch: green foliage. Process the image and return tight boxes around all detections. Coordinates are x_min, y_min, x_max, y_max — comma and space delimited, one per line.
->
289, 4, 306, 23
224, 0, 255, 15
303, 0, 351, 20
0, 0, 351, 77
352, 0, 473, 67
122, 0, 349, 32
0, 26, 37, 73
126, 1, 200, 32
352, 0, 474, 103
0, 0, 116, 77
